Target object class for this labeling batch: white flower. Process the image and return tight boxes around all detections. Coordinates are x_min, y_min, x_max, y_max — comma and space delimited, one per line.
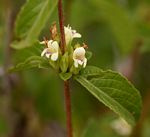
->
110, 118, 132, 136
73, 47, 87, 68
64, 25, 81, 45
40, 40, 59, 61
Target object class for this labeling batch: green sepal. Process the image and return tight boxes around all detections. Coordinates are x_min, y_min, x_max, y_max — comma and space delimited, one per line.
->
70, 64, 82, 75
60, 52, 69, 73
59, 72, 72, 81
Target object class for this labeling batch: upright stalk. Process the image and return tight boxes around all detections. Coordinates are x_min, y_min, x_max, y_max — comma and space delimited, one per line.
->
58, 0, 65, 54
64, 80, 72, 137
58, 0, 73, 137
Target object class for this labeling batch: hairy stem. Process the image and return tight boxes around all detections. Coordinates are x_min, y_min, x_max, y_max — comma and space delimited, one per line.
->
58, 0, 66, 54
58, 0, 73, 137
64, 80, 73, 137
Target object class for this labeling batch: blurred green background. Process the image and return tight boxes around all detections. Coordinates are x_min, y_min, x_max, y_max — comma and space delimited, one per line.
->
0, 0, 150, 137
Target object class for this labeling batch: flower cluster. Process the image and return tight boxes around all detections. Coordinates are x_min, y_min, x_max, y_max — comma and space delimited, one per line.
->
40, 24, 89, 76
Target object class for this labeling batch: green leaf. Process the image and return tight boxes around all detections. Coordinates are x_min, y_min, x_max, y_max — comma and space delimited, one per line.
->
75, 66, 142, 126
13, 42, 44, 62
59, 72, 72, 81
90, 0, 137, 54
12, 0, 58, 49
9, 56, 50, 73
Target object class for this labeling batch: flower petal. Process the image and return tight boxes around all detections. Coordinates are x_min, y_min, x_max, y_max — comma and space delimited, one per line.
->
74, 59, 79, 68
73, 33, 81, 38
48, 40, 53, 47
73, 47, 85, 60
46, 53, 51, 58
64, 27, 73, 44
52, 41, 59, 51
41, 48, 48, 57
51, 52, 58, 61
78, 60, 83, 65
83, 58, 87, 68
40, 41, 45, 44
